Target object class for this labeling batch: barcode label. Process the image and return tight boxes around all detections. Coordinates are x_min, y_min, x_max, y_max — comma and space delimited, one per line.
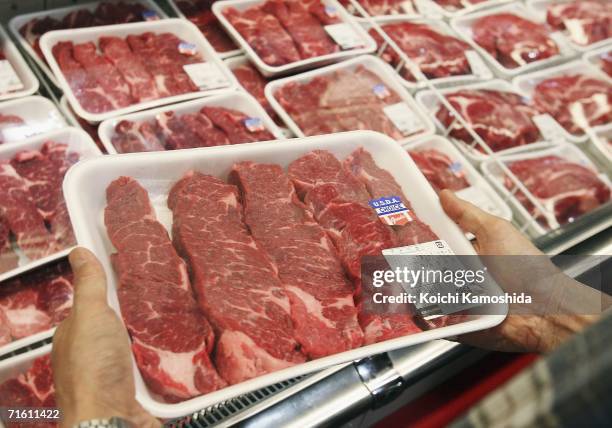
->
0, 60, 24, 93
383, 102, 424, 136
183, 63, 229, 90
325, 24, 363, 50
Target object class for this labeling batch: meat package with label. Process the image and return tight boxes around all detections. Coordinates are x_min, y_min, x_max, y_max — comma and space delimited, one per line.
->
111, 106, 275, 153
409, 148, 470, 193
18, 1, 160, 64
369, 21, 472, 81
471, 12, 559, 69
546, 0, 611, 47
0, 259, 73, 347
0, 355, 57, 425
504, 155, 610, 229
172, 0, 239, 53
230, 60, 281, 124
102, 148, 457, 403
272, 65, 426, 139
222, 0, 344, 66
0, 142, 78, 274
51, 32, 206, 114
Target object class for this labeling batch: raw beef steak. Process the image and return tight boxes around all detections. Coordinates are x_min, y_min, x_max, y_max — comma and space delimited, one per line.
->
532, 74, 612, 135
505, 156, 610, 228
409, 148, 470, 192
0, 114, 25, 145
105, 177, 225, 402
436, 89, 541, 153
0, 216, 18, 274
547, 0, 611, 46
370, 22, 472, 81
341, 0, 417, 16
112, 120, 165, 153
0, 355, 57, 428
175, 0, 238, 52
202, 106, 274, 144
169, 172, 305, 384
231, 61, 280, 123
275, 66, 415, 140
0, 259, 73, 343
230, 162, 364, 358
601, 51, 612, 77
472, 13, 559, 69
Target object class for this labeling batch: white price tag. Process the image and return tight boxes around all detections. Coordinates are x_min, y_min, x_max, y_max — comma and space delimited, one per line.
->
383, 240, 455, 256
549, 31, 574, 56
325, 24, 363, 50
183, 63, 229, 90
533, 114, 567, 142
383, 102, 424, 136
414, 0, 440, 17
0, 60, 24, 93
456, 186, 501, 218
465, 50, 491, 78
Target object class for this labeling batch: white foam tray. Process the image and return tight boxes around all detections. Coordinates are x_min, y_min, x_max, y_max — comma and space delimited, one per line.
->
527, 0, 612, 53
98, 91, 286, 154
0, 127, 101, 284
415, 79, 554, 163
64, 130, 507, 418
8, 0, 168, 89
212, 0, 377, 78
39, 19, 237, 123
0, 96, 68, 144
361, 17, 493, 90
451, 2, 575, 79
513, 59, 612, 144
405, 135, 513, 221
0, 24, 39, 101
167, 0, 243, 59
481, 142, 611, 238
265, 55, 435, 144
583, 43, 612, 73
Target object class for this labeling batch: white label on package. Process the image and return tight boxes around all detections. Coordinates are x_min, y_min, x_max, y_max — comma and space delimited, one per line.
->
369, 196, 414, 226
465, 50, 491, 78
456, 186, 501, 218
383, 240, 454, 256
183, 63, 229, 90
383, 102, 423, 136
0, 60, 24, 93
533, 113, 567, 142
414, 0, 439, 17
325, 24, 363, 50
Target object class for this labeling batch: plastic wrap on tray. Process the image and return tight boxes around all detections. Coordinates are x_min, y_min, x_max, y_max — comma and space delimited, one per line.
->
545, 0, 611, 48
0, 97, 67, 145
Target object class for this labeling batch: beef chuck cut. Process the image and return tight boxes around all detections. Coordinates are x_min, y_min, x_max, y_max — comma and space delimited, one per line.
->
370, 22, 472, 81
547, 0, 611, 46
505, 156, 611, 228
409, 149, 470, 192
112, 120, 165, 153
230, 162, 363, 358
436, 89, 541, 153
532, 74, 612, 135
231, 61, 280, 123
201, 106, 274, 144
175, 0, 238, 53
168, 172, 305, 384
105, 177, 226, 402
472, 13, 559, 69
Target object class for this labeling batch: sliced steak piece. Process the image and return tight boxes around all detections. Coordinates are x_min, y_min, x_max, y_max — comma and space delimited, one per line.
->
201, 106, 274, 144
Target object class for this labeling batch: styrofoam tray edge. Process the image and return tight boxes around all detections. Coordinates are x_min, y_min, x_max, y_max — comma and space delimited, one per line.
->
0, 24, 39, 101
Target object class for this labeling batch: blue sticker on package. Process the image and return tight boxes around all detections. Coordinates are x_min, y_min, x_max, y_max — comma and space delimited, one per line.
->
368, 196, 413, 226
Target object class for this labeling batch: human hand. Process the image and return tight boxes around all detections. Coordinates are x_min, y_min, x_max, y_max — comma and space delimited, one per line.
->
52, 248, 160, 428
439, 190, 602, 353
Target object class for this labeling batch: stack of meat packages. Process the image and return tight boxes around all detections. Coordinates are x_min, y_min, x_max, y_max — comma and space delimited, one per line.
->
174, 0, 238, 53
0, 142, 78, 274
103, 148, 447, 403
111, 106, 274, 153
52, 33, 204, 114
223, 0, 343, 66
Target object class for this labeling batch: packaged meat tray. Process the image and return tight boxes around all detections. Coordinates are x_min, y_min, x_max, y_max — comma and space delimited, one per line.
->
0, 96, 68, 145
451, 3, 573, 79
59, 96, 105, 152
584, 45, 612, 78
481, 143, 611, 237
97, 91, 285, 154
9, 0, 168, 89
0, 24, 39, 102
338, 0, 442, 20
266, 55, 434, 144
513, 60, 612, 144
213, 0, 377, 77
63, 130, 506, 417
406, 136, 512, 221
168, 0, 242, 58
415, 79, 550, 163
39, 19, 237, 123
0, 127, 101, 284
362, 18, 493, 90
0, 258, 73, 358
527, 0, 612, 53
